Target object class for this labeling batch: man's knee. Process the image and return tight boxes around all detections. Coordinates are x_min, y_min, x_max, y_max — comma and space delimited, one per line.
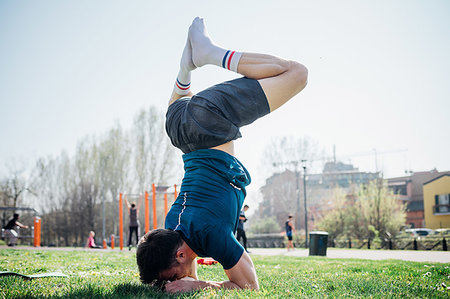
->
288, 61, 308, 90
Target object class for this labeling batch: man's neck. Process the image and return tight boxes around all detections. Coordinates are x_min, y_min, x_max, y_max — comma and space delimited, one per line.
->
188, 258, 198, 279
211, 141, 235, 156
180, 241, 198, 279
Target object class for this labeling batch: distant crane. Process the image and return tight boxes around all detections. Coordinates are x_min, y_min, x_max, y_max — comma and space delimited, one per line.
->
331, 145, 408, 173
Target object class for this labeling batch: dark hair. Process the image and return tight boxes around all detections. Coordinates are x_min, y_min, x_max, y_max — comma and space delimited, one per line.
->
131, 203, 136, 208
13, 213, 19, 220
288, 215, 293, 219
136, 229, 183, 285
244, 205, 249, 208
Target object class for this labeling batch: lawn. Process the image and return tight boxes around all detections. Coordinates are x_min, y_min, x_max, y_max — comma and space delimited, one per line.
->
1, 248, 449, 298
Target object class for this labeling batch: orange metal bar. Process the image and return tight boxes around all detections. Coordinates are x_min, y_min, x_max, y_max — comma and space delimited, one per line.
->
174, 184, 178, 200
33, 216, 41, 247
145, 191, 149, 233
111, 234, 115, 249
119, 193, 123, 250
164, 193, 168, 219
152, 184, 157, 229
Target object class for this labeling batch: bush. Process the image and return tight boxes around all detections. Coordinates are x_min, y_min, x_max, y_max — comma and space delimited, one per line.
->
249, 216, 281, 234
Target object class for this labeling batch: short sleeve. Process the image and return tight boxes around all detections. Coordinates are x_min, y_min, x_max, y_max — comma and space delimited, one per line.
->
204, 224, 244, 270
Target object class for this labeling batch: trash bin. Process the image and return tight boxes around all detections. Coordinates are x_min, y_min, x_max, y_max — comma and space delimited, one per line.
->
309, 231, 328, 256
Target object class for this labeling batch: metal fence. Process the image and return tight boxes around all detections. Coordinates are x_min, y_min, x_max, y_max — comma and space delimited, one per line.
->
246, 234, 448, 251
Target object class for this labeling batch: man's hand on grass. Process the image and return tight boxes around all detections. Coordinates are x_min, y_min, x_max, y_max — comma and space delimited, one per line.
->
165, 279, 221, 293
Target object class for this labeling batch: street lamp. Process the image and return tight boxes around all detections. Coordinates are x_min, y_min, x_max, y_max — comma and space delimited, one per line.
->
295, 164, 300, 238
302, 159, 308, 248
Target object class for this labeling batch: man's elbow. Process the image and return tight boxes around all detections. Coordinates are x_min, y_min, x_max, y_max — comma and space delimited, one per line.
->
249, 281, 259, 291
237, 280, 259, 291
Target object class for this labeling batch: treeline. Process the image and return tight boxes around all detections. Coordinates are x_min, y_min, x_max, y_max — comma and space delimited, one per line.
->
250, 179, 406, 243
316, 180, 407, 244
1, 106, 182, 246
249, 136, 406, 239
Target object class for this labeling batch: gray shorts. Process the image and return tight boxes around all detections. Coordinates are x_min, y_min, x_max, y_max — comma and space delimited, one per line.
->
165, 77, 270, 153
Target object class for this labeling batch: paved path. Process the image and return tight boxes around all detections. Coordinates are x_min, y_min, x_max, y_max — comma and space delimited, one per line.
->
2, 246, 449, 263
249, 248, 450, 263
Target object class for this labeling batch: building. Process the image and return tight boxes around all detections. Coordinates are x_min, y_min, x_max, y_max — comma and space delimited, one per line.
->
387, 170, 450, 228
423, 174, 450, 229
258, 161, 379, 231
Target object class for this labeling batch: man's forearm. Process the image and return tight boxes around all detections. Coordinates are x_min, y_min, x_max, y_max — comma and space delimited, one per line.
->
196, 280, 240, 290
165, 279, 256, 293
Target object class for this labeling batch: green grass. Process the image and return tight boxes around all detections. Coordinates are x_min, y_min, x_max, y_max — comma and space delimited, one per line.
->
1, 248, 449, 298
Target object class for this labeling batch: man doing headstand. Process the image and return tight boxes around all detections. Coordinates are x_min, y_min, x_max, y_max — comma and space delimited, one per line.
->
136, 17, 308, 293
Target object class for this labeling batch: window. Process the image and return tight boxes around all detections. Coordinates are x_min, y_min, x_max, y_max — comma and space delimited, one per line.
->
393, 185, 407, 196
435, 194, 450, 213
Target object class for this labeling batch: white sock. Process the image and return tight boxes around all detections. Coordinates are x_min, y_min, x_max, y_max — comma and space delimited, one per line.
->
174, 37, 195, 95
189, 17, 242, 73
174, 70, 191, 95
221, 50, 242, 72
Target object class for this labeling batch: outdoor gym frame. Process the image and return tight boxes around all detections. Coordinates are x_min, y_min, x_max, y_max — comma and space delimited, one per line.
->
118, 183, 177, 250
0, 207, 41, 247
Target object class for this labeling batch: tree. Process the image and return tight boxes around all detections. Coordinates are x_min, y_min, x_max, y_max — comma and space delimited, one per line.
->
25, 105, 182, 246
0, 162, 35, 228
249, 216, 281, 234
0, 166, 34, 208
316, 180, 406, 242
131, 106, 180, 191
98, 122, 130, 235
358, 179, 406, 239
260, 136, 324, 174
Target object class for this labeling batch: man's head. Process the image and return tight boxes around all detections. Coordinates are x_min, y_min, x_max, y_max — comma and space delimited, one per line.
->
131, 203, 136, 208
136, 229, 185, 284
288, 215, 293, 219
243, 205, 249, 211
13, 213, 19, 220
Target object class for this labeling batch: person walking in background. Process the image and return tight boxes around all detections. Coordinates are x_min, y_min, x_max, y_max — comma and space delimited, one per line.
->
3, 213, 29, 247
236, 205, 250, 253
125, 196, 142, 250
285, 215, 295, 251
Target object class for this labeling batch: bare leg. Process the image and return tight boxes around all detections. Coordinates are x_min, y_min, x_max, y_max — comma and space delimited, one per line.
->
170, 18, 308, 155
188, 17, 308, 112
237, 53, 308, 112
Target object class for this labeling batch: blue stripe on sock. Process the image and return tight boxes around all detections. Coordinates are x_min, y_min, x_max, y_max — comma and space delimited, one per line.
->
176, 78, 190, 87
222, 50, 230, 68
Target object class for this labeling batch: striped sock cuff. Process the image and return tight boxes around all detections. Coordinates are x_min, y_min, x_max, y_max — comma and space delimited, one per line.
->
174, 78, 191, 95
221, 50, 242, 72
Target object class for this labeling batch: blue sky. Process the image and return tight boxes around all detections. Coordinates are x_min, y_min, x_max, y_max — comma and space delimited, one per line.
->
1, 0, 449, 206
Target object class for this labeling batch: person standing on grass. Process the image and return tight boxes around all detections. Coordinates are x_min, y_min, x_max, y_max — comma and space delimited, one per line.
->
136, 17, 308, 293
285, 215, 295, 251
236, 205, 250, 253
125, 196, 142, 250
3, 213, 29, 247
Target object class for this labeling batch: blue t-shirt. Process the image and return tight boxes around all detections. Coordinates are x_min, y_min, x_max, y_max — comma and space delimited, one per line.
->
285, 220, 293, 237
165, 149, 250, 270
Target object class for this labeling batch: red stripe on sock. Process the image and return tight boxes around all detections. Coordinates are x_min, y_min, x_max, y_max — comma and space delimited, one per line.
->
227, 51, 235, 70
176, 82, 190, 90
